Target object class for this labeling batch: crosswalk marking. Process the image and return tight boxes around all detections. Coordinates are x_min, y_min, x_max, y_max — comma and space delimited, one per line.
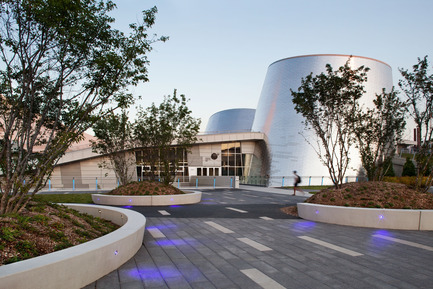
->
260, 216, 273, 220
298, 236, 363, 256
147, 228, 166, 238
241, 269, 285, 289
373, 234, 433, 251
158, 210, 170, 216
238, 238, 272, 251
204, 221, 234, 234
226, 207, 248, 213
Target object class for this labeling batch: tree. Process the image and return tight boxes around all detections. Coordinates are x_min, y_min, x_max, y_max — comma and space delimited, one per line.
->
353, 88, 406, 181
0, 0, 167, 214
134, 89, 201, 185
398, 56, 433, 191
91, 110, 135, 186
402, 157, 416, 177
291, 58, 369, 188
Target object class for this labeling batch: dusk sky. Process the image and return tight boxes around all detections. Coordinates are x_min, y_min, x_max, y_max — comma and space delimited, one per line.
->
111, 0, 433, 133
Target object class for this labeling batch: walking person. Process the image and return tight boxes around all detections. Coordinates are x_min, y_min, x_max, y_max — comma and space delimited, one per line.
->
293, 170, 302, 196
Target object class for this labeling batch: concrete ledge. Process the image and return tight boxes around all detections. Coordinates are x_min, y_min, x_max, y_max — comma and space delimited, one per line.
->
297, 203, 433, 230
92, 190, 202, 206
0, 204, 146, 289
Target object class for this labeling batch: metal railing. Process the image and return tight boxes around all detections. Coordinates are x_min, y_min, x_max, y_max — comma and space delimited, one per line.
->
240, 175, 368, 187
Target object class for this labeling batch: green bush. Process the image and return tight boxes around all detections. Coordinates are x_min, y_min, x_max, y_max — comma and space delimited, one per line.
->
402, 157, 416, 176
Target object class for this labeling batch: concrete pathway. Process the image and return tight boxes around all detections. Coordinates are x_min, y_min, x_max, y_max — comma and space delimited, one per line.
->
83, 186, 433, 289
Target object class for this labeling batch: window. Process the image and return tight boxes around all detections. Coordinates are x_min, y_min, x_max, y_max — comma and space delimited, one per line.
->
221, 142, 243, 176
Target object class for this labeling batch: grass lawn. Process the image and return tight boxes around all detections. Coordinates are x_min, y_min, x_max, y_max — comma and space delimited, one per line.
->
33, 193, 94, 204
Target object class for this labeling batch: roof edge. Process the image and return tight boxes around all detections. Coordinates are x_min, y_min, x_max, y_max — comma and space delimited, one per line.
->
269, 54, 391, 69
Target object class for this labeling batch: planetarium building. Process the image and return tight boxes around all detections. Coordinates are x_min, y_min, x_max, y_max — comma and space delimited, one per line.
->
251, 54, 393, 186
49, 54, 394, 189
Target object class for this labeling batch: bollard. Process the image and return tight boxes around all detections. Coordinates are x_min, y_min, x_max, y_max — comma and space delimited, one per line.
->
230, 177, 233, 188
96, 177, 98, 190
282, 176, 285, 187
177, 178, 180, 188
213, 177, 216, 189
309, 176, 311, 186
48, 179, 51, 191
117, 179, 119, 188
196, 178, 198, 188
73, 177, 75, 191
321, 176, 323, 186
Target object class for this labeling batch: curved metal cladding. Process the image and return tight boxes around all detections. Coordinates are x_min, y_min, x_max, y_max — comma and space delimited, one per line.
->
251, 54, 393, 185
204, 108, 256, 134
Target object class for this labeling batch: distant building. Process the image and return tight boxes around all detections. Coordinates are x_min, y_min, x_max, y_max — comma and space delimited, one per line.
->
49, 54, 394, 189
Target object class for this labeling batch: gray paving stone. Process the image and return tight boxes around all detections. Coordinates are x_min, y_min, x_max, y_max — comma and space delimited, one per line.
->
92, 188, 433, 289
118, 280, 145, 289
189, 281, 218, 289
94, 270, 120, 289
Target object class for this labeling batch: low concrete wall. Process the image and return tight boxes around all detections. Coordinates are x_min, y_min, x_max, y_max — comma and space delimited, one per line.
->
0, 204, 146, 289
92, 191, 202, 206
188, 176, 239, 188
297, 203, 433, 230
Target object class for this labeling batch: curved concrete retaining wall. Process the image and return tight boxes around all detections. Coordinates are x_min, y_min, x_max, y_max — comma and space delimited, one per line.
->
0, 204, 146, 289
92, 191, 202, 206
297, 203, 433, 230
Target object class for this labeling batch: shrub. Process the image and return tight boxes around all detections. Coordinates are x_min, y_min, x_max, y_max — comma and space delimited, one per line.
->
402, 157, 416, 177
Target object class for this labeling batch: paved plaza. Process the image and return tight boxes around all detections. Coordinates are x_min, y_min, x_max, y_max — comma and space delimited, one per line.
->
83, 186, 433, 289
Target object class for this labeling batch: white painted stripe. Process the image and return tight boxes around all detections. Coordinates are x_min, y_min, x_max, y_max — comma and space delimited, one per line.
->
220, 201, 227, 204
158, 210, 170, 216
260, 216, 273, 220
298, 236, 363, 256
204, 221, 234, 234
226, 207, 248, 213
238, 238, 272, 251
241, 269, 285, 289
147, 228, 166, 238
224, 196, 236, 200
373, 234, 433, 251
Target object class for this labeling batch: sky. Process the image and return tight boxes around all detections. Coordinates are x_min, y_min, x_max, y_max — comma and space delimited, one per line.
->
110, 0, 433, 132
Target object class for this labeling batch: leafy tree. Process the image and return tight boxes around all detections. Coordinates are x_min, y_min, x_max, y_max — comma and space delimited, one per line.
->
402, 157, 416, 177
353, 88, 406, 181
134, 89, 201, 185
91, 110, 135, 186
291, 58, 369, 188
0, 0, 167, 214
398, 56, 433, 191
